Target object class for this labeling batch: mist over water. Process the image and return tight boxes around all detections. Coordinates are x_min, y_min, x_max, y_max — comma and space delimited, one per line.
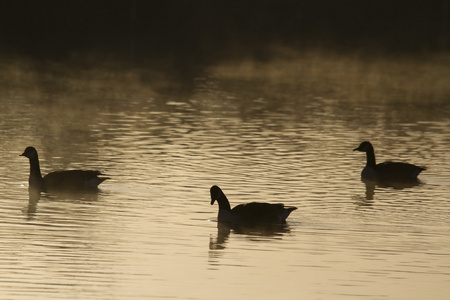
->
1, 1, 450, 299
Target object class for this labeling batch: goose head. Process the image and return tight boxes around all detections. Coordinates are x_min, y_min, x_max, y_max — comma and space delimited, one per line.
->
353, 141, 373, 152
210, 185, 224, 205
20, 146, 39, 159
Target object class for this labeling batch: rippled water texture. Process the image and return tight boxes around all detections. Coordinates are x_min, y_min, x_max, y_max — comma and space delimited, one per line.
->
1, 55, 449, 299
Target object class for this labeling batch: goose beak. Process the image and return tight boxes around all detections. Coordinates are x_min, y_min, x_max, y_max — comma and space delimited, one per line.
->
210, 198, 216, 205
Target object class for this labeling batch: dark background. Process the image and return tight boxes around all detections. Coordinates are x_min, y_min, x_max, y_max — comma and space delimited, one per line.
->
1, 0, 449, 64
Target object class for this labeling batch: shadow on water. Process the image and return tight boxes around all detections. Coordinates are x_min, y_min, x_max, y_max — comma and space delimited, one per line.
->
354, 177, 425, 207
26, 187, 41, 219
25, 186, 101, 220
364, 177, 424, 190
209, 221, 292, 250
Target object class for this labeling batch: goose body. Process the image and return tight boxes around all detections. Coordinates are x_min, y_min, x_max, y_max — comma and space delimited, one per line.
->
210, 185, 297, 226
353, 141, 426, 181
21, 146, 109, 192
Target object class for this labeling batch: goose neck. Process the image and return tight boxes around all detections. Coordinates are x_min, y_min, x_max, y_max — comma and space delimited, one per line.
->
365, 147, 377, 168
217, 194, 232, 211
28, 155, 43, 184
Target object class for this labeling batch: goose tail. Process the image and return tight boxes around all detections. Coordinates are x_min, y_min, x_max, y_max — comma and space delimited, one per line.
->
281, 206, 297, 221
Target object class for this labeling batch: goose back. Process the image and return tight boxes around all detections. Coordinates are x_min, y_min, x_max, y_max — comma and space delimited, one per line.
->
232, 202, 297, 225
43, 170, 109, 191
371, 161, 426, 181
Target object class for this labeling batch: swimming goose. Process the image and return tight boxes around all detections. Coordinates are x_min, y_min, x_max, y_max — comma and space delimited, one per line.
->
353, 141, 426, 181
21, 146, 109, 192
210, 185, 297, 226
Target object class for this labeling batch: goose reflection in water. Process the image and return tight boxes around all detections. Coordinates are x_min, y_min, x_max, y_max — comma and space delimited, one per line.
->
209, 221, 293, 251
25, 186, 41, 219
354, 177, 425, 208
25, 185, 101, 220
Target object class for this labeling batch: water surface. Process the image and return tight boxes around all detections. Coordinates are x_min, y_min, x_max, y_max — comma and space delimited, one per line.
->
1, 55, 449, 299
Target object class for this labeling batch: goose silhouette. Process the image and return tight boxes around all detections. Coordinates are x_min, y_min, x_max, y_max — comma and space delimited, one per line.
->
210, 185, 297, 226
21, 146, 109, 192
353, 141, 426, 181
